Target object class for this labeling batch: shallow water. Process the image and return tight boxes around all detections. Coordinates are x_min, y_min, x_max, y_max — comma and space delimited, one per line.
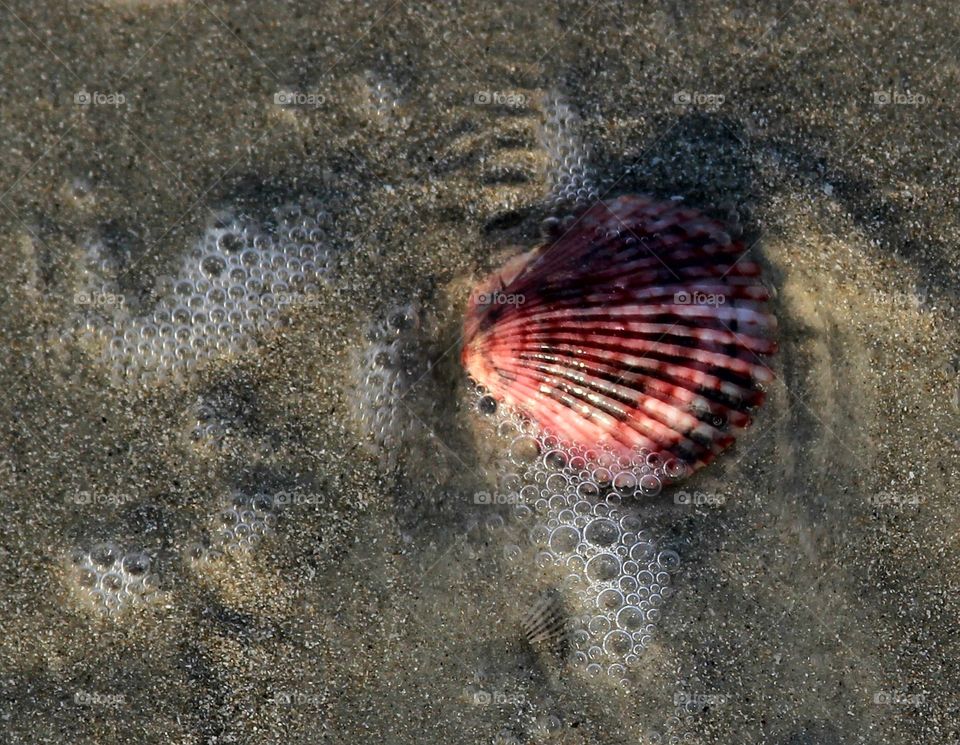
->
1, 1, 958, 744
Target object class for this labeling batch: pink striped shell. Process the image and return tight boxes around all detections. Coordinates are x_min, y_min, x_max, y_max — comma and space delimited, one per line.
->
462, 194, 777, 478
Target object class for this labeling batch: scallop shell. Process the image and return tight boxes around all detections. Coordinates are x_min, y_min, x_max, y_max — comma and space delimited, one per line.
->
462, 194, 777, 477
520, 590, 568, 653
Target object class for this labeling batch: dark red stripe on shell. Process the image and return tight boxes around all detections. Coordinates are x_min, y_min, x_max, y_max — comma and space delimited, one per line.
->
462, 194, 776, 478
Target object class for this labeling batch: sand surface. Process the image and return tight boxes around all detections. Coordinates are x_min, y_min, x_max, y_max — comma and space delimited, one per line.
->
0, 1, 958, 743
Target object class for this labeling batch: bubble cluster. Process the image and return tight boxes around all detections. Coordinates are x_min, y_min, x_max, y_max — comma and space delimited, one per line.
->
476, 389, 681, 682
67, 543, 159, 615
73, 203, 339, 386
189, 491, 278, 561
642, 683, 709, 744
184, 382, 257, 450
186, 397, 235, 450
527, 713, 563, 741
360, 70, 408, 127
354, 302, 436, 468
539, 93, 598, 212
526, 499, 678, 681
476, 387, 689, 501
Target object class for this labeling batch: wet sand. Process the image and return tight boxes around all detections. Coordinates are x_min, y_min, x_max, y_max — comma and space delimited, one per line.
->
0, 1, 958, 743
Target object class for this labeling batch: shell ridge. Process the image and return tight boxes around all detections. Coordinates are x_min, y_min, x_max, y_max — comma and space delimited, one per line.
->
462, 195, 777, 481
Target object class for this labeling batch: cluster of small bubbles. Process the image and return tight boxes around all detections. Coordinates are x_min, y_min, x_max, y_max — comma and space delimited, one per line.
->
361, 70, 409, 128
71, 203, 339, 386
355, 302, 436, 468
527, 713, 563, 741
563, 516, 679, 680
474, 387, 683, 678
643, 693, 699, 744
67, 543, 159, 616
188, 491, 278, 561
186, 397, 232, 449
479, 389, 689, 501
183, 384, 256, 450
539, 92, 599, 215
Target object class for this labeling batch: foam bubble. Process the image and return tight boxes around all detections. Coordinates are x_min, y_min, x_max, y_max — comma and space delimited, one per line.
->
353, 302, 438, 469
74, 204, 340, 386
66, 543, 160, 615
540, 93, 598, 213
469, 384, 685, 674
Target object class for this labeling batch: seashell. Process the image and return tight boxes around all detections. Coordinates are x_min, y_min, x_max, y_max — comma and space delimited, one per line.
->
520, 589, 569, 653
462, 195, 777, 477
